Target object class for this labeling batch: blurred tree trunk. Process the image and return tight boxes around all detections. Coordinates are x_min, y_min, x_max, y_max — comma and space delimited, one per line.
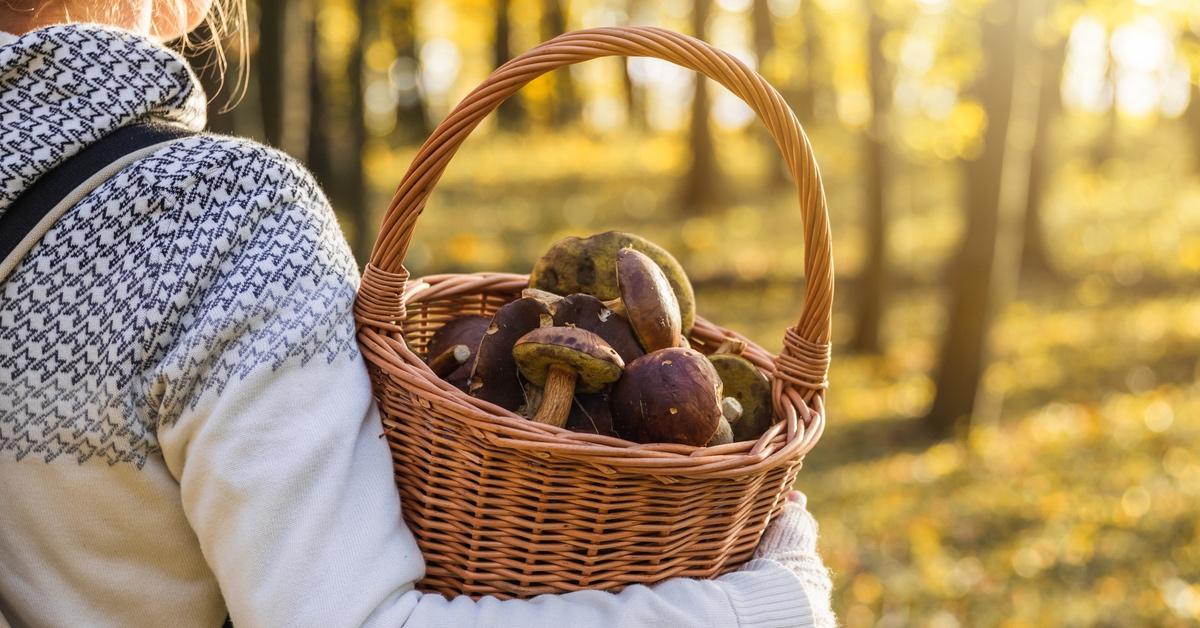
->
258, 0, 311, 154
258, 0, 285, 146
794, 0, 821, 125
1183, 31, 1200, 172
1020, 38, 1066, 281
387, 0, 432, 144
620, 0, 646, 130
752, 0, 789, 187
541, 0, 578, 126
925, 0, 1028, 438
182, 25, 235, 134
306, 12, 334, 189
1091, 38, 1119, 168
494, 0, 525, 130
850, 3, 890, 354
346, 0, 374, 263
681, 0, 722, 212
620, 58, 645, 130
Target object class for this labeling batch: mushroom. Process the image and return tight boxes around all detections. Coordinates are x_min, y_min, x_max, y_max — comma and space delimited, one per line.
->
427, 344, 471, 377
611, 347, 723, 446
708, 353, 773, 442
521, 288, 564, 307
565, 392, 618, 437
512, 327, 624, 428
425, 314, 491, 391
550, 293, 644, 363
528, 231, 697, 333
601, 248, 682, 352
706, 417, 734, 446
468, 298, 554, 411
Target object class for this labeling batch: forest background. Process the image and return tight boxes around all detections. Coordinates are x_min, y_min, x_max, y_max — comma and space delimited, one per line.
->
187, 0, 1200, 624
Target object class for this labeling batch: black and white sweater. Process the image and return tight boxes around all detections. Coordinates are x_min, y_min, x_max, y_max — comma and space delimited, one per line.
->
0, 24, 824, 628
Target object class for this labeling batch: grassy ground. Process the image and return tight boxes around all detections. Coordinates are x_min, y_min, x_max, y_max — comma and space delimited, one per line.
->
359, 120, 1200, 626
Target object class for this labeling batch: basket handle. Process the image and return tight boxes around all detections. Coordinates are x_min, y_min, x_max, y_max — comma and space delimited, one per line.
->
358, 26, 833, 401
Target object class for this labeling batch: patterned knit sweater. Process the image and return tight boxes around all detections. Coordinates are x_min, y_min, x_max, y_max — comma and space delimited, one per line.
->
0, 24, 829, 628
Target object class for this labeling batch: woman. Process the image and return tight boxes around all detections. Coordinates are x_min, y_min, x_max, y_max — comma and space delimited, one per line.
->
0, 1, 836, 626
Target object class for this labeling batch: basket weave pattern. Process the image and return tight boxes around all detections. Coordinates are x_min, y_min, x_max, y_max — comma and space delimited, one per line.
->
355, 27, 834, 599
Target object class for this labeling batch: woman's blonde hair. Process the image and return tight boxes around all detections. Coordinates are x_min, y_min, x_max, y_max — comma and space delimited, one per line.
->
178, 0, 249, 110
0, 0, 249, 108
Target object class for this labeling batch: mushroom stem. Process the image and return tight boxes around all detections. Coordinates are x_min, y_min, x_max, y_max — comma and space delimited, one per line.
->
428, 344, 471, 377
721, 396, 743, 422
712, 338, 746, 356
531, 364, 578, 427
707, 417, 734, 446
601, 298, 626, 317
521, 288, 564, 306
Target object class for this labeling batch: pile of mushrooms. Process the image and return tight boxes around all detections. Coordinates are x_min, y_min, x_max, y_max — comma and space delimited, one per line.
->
422, 231, 776, 447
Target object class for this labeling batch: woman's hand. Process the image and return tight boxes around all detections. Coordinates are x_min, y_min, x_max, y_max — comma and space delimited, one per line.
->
750, 491, 837, 628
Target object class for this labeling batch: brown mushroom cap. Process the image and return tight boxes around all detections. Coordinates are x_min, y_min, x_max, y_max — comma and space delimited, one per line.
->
550, 293, 644, 363
611, 347, 723, 446
565, 392, 618, 437
426, 314, 491, 391
614, 248, 682, 352
468, 298, 554, 411
528, 231, 696, 333
708, 354, 773, 442
512, 327, 624, 393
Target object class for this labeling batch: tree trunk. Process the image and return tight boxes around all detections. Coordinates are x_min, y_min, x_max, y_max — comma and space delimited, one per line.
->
258, 0, 311, 154
1020, 38, 1066, 281
794, 0, 820, 125
258, 0, 285, 147
850, 3, 889, 354
305, 11, 334, 188
620, 0, 645, 130
1091, 37, 1118, 168
1190, 81, 1200, 173
751, 0, 775, 70
924, 0, 1029, 438
494, 0, 524, 131
388, 0, 432, 144
681, 0, 722, 212
346, 0, 374, 263
752, 0, 788, 188
1183, 31, 1200, 173
541, 0, 577, 126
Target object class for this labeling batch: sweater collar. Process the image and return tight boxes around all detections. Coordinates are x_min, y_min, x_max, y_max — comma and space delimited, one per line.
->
0, 23, 206, 218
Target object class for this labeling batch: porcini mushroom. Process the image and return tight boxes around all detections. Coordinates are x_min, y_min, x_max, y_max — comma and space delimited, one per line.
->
565, 392, 618, 437
611, 347, 723, 446
427, 344, 471, 377
708, 353, 773, 442
468, 298, 554, 411
425, 314, 491, 391
528, 231, 697, 333
603, 248, 682, 352
550, 293, 644, 363
706, 417, 734, 446
512, 327, 624, 428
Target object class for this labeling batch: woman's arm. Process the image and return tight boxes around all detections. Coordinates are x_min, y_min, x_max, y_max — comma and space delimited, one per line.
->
152, 143, 830, 628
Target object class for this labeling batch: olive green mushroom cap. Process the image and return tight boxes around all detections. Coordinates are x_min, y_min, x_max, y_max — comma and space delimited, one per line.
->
512, 327, 625, 393
708, 353, 773, 442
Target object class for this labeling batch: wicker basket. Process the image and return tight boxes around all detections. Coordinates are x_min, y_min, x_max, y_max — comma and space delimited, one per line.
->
354, 26, 833, 600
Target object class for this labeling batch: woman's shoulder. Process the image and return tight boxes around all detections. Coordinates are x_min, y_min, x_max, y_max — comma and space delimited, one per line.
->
125, 131, 350, 257
112, 131, 357, 290
145, 133, 328, 207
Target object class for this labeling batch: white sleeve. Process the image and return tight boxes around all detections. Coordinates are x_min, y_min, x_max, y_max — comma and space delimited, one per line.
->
153, 155, 815, 628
